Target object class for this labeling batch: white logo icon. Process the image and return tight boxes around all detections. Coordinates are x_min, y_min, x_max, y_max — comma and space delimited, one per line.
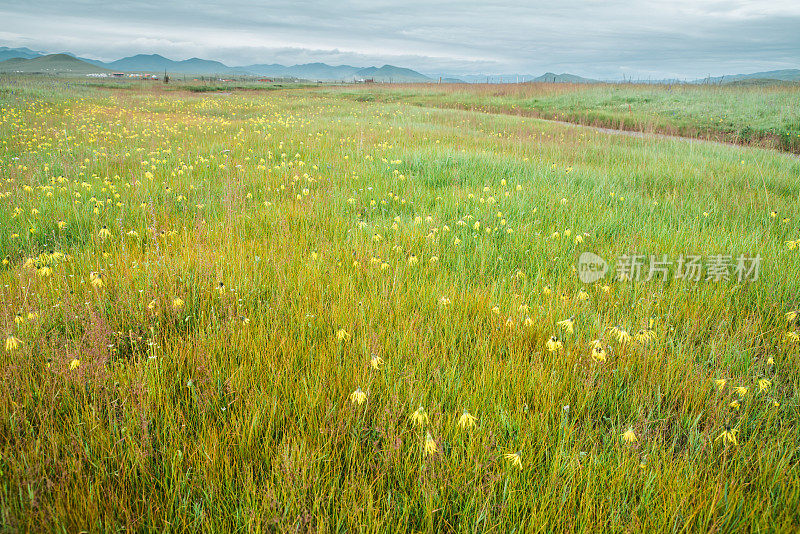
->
578, 252, 608, 283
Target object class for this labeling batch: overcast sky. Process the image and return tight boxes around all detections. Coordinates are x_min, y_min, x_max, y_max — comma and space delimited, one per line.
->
0, 0, 798, 79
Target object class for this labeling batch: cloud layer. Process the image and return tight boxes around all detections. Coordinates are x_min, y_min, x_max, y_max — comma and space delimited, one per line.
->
1, 0, 798, 79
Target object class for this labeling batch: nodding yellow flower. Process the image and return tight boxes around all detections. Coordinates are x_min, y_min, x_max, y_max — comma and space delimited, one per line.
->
622, 428, 637, 443
336, 329, 350, 342
2, 255, 8, 266
785, 331, 799, 343
715, 426, 738, 446
786, 311, 798, 322
57, 221, 66, 229
350, 387, 367, 405
216, 281, 225, 294
5, 335, 22, 352
69, 359, 81, 370
99, 226, 111, 238
407, 254, 418, 266
424, 432, 437, 456
89, 272, 104, 288
729, 400, 740, 410
610, 326, 631, 343
767, 356, 774, 366
770, 210, 778, 219
734, 386, 748, 398
14, 313, 24, 325
491, 306, 500, 315
147, 299, 157, 311
172, 297, 184, 309
758, 378, 771, 393
591, 345, 607, 363
410, 406, 429, 427
504, 451, 523, 469
577, 289, 589, 301
370, 355, 383, 370
714, 379, 727, 391
557, 317, 575, 334
546, 336, 563, 353
458, 410, 477, 429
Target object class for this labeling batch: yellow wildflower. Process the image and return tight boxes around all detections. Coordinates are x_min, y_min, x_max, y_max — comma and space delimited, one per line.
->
458, 411, 477, 429
545, 336, 563, 353
411, 406, 429, 427
557, 317, 575, 334
5, 335, 22, 351
715, 426, 738, 446
758, 378, 771, 393
350, 387, 367, 405
622, 428, 637, 443
424, 432, 437, 456
90, 272, 103, 288
504, 451, 522, 469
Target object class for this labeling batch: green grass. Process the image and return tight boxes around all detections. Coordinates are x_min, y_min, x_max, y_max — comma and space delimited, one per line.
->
320, 82, 800, 153
0, 79, 799, 531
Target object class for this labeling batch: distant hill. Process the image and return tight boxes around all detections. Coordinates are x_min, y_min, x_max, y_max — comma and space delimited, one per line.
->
438, 72, 596, 84
240, 62, 431, 81
354, 65, 431, 82
35, 53, 433, 81
0, 46, 44, 62
531, 72, 597, 83
698, 69, 800, 84
104, 54, 247, 74
0, 54, 111, 74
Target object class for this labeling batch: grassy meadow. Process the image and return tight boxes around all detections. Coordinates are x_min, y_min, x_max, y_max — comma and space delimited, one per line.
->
321, 82, 800, 153
1, 77, 800, 531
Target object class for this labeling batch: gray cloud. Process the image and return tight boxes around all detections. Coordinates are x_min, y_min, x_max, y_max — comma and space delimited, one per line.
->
0, 0, 798, 79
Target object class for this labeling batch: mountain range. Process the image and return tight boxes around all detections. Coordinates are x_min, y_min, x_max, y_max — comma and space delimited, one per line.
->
0, 47, 798, 84
0, 49, 433, 82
